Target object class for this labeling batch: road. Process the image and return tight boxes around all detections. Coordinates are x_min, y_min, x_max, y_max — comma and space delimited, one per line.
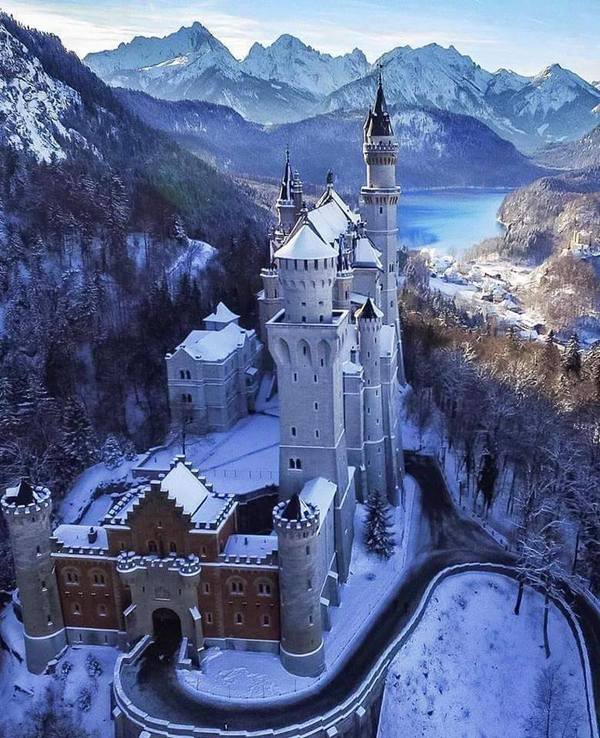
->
119, 454, 599, 731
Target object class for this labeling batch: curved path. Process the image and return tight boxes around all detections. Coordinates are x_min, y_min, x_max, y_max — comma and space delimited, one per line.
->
118, 454, 600, 731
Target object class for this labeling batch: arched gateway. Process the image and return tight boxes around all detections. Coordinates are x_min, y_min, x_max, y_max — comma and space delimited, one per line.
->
152, 608, 182, 650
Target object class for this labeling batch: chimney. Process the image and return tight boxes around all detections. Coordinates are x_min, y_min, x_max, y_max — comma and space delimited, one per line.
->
88, 526, 98, 544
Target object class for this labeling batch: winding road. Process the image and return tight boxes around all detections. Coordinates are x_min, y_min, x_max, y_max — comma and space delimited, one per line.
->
118, 454, 600, 732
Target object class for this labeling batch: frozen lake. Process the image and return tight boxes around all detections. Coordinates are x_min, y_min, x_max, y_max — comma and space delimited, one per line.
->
398, 188, 510, 255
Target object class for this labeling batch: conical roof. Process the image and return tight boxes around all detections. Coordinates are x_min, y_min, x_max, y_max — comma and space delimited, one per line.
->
282, 493, 311, 521
276, 220, 337, 261
365, 74, 394, 137
356, 297, 383, 321
278, 149, 293, 202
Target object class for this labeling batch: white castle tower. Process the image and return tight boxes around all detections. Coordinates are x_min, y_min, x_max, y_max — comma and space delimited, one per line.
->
361, 72, 405, 381
356, 298, 389, 502
2, 480, 67, 673
267, 212, 356, 581
273, 494, 324, 676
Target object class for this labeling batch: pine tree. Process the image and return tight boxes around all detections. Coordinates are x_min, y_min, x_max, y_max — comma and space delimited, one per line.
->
60, 397, 98, 476
563, 333, 581, 377
101, 434, 123, 470
364, 490, 395, 559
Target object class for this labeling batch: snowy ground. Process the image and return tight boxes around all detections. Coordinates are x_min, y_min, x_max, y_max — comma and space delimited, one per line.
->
377, 572, 591, 738
0, 604, 117, 737
135, 412, 280, 496
178, 476, 419, 701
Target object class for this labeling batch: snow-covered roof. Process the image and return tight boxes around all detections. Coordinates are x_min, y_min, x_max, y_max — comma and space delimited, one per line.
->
54, 524, 108, 551
354, 237, 382, 269
276, 221, 337, 261
223, 534, 278, 559
313, 187, 360, 226
379, 324, 396, 357
307, 200, 353, 247
160, 462, 210, 516
204, 302, 239, 327
343, 360, 363, 375
175, 322, 251, 362
301, 477, 336, 522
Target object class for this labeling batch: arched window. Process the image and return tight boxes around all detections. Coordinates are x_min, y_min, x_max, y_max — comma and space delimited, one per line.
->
91, 570, 106, 586
72, 602, 81, 615
169, 542, 177, 554
179, 370, 185, 379
230, 578, 245, 595
185, 370, 191, 379
235, 612, 244, 625
64, 569, 80, 585
289, 458, 296, 469
262, 614, 271, 627
148, 540, 158, 554
98, 604, 107, 617
296, 458, 302, 470
257, 580, 272, 596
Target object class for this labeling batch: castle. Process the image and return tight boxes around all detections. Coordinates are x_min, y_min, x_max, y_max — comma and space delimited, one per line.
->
2, 77, 405, 679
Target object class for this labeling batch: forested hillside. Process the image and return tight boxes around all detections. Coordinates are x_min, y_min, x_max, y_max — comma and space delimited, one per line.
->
0, 15, 269, 500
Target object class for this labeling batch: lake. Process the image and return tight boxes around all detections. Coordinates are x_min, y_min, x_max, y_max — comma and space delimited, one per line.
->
398, 189, 510, 255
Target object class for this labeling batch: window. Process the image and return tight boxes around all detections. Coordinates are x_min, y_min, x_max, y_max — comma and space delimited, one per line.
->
169, 542, 177, 554
309, 614, 313, 625
306, 545, 310, 555
230, 579, 244, 595
41, 580, 46, 591
258, 581, 272, 596
36, 546, 41, 555
206, 612, 213, 624
291, 426, 296, 437
65, 569, 80, 585
302, 345, 307, 355
315, 430, 319, 438
293, 372, 298, 383
314, 402, 318, 410
73, 603, 81, 615
313, 374, 318, 383
262, 614, 271, 627
289, 458, 296, 469
186, 370, 191, 379
203, 582, 211, 595
307, 579, 312, 591
98, 604, 107, 617
201, 545, 208, 557
47, 615, 52, 624
235, 612, 244, 625
92, 572, 106, 586
179, 370, 185, 379
379, 206, 383, 214
148, 540, 158, 554
296, 458, 302, 470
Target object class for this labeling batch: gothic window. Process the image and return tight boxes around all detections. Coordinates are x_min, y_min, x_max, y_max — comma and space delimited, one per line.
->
289, 458, 296, 469
64, 569, 80, 585
235, 612, 244, 625
91, 571, 106, 586
148, 540, 158, 554
230, 579, 245, 595
262, 614, 271, 627
296, 458, 302, 469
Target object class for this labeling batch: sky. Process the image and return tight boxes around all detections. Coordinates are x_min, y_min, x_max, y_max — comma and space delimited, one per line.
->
2, 0, 599, 81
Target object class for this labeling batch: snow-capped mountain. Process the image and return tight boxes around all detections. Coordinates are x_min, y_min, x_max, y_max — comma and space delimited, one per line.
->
0, 22, 84, 161
85, 24, 318, 124
85, 24, 600, 148
241, 34, 369, 96
323, 47, 600, 151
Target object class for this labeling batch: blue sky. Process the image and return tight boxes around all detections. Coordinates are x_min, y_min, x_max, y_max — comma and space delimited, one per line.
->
3, 0, 599, 80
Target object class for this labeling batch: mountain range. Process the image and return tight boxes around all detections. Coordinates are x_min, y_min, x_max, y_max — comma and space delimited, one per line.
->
85, 22, 600, 151
118, 88, 547, 190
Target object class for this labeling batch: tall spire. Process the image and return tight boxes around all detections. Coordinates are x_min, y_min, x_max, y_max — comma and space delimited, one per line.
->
279, 147, 293, 202
365, 67, 393, 138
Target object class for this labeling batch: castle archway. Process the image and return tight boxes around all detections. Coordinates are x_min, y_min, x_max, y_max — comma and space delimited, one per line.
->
152, 608, 182, 652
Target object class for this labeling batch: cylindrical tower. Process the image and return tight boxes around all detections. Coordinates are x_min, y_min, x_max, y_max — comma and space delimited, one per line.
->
357, 299, 388, 501
273, 494, 324, 677
275, 217, 338, 325
1, 480, 66, 673
258, 266, 283, 348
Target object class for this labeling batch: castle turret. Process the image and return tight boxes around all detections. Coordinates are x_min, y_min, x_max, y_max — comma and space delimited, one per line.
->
273, 494, 324, 676
361, 72, 405, 382
2, 480, 67, 673
267, 216, 356, 580
276, 150, 297, 236
356, 298, 389, 502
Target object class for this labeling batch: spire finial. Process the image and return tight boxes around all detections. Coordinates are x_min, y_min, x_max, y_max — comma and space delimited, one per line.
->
285, 145, 290, 163
377, 62, 383, 86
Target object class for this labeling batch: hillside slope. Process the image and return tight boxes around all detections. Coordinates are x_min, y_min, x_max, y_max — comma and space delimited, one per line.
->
118, 89, 548, 190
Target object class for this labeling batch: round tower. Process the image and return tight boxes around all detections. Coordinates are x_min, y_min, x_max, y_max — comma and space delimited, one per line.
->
258, 266, 282, 347
275, 214, 338, 324
357, 299, 388, 502
1, 479, 66, 673
273, 494, 324, 677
